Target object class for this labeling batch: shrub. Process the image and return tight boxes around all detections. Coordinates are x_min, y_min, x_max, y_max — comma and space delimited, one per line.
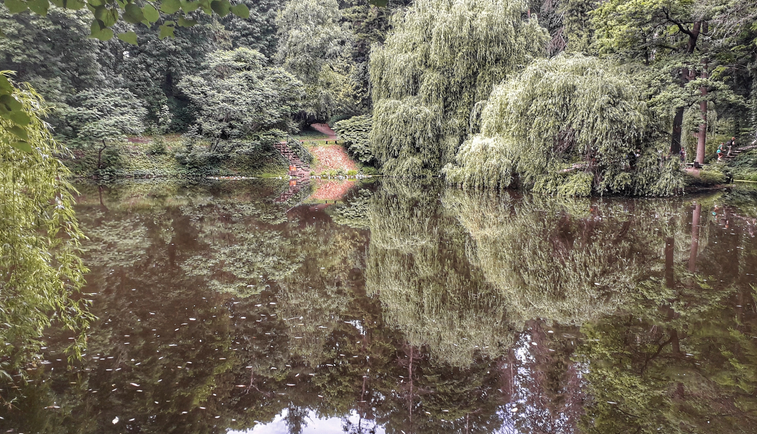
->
333, 115, 374, 164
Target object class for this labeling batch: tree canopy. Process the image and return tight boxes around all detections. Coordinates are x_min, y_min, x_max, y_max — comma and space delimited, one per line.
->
369, 0, 548, 176
445, 55, 683, 196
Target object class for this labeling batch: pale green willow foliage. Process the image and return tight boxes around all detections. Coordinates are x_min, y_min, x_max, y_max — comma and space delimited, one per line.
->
444, 190, 692, 325
0, 78, 92, 376
445, 55, 683, 196
370, 0, 548, 176
366, 181, 518, 367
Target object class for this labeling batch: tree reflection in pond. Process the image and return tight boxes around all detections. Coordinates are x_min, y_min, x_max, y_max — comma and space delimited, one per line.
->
1, 180, 756, 434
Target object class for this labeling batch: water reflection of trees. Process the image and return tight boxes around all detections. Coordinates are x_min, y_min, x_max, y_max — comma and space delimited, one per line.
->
443, 190, 701, 326
366, 180, 518, 367
576, 194, 757, 434
2, 180, 757, 434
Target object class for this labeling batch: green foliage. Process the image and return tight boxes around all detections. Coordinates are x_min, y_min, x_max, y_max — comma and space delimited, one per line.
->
445, 55, 683, 196
286, 137, 313, 165
685, 167, 728, 186
560, 0, 597, 54
332, 114, 373, 164
1, 0, 249, 42
370, 0, 549, 176
275, 0, 359, 121
178, 48, 304, 151
0, 7, 101, 131
0, 77, 92, 379
66, 87, 147, 144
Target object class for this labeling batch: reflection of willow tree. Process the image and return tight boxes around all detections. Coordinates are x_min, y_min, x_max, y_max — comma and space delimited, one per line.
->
327, 187, 374, 230
444, 190, 699, 326
366, 181, 517, 367
577, 199, 757, 434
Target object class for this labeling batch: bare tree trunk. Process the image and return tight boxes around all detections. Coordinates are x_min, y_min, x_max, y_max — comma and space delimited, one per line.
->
671, 107, 684, 155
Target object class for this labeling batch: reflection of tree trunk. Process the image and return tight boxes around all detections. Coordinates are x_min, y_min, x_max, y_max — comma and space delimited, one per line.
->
97, 140, 107, 170
665, 237, 675, 287
97, 185, 108, 211
688, 204, 701, 273
408, 345, 413, 424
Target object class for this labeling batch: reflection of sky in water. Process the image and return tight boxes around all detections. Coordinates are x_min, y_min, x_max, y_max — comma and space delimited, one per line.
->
230, 409, 384, 434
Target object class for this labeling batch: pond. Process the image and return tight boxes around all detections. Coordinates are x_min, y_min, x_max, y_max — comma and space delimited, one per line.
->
2, 179, 757, 434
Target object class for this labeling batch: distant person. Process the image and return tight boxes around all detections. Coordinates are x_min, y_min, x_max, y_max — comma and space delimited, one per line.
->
679, 148, 686, 162
727, 136, 735, 157
717, 143, 724, 161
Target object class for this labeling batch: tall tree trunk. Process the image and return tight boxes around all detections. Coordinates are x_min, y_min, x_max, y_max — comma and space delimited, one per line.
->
696, 64, 708, 165
671, 107, 684, 155
671, 22, 701, 159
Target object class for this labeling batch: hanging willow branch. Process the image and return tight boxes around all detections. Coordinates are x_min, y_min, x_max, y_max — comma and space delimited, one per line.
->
444, 54, 683, 196
370, 0, 549, 177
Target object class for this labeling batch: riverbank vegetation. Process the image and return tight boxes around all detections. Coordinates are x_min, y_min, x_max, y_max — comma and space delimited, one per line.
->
2, 0, 755, 192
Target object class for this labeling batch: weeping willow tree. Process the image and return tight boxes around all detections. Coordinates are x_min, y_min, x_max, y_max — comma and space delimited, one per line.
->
444, 55, 683, 196
0, 77, 92, 380
366, 181, 518, 367
370, 0, 548, 176
443, 189, 696, 325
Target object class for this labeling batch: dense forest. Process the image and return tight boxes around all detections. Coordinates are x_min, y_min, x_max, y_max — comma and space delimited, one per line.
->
0, 0, 755, 192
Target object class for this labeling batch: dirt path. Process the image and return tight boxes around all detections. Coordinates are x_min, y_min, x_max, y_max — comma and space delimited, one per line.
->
309, 145, 358, 173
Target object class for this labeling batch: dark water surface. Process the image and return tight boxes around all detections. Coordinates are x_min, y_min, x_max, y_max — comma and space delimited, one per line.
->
3, 179, 757, 434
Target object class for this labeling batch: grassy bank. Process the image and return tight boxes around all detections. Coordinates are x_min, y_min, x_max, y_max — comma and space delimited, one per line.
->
726, 148, 757, 182
62, 135, 289, 179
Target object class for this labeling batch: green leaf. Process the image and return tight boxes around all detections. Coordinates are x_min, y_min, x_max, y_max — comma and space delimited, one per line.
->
88, 0, 104, 6
50, 0, 64, 7
142, 3, 159, 22
4, 0, 29, 14
160, 0, 181, 13
0, 76, 11, 92
93, 5, 117, 26
10, 141, 33, 153
0, 94, 22, 112
117, 31, 138, 45
9, 110, 31, 126
210, 0, 229, 16
27, 0, 49, 15
123, 3, 144, 23
177, 16, 197, 27
67, 0, 86, 10
229, 3, 248, 18
159, 23, 175, 39
8, 125, 28, 140
368, 0, 388, 6
90, 26, 114, 41
180, 0, 200, 12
